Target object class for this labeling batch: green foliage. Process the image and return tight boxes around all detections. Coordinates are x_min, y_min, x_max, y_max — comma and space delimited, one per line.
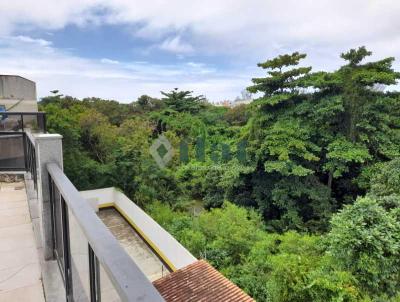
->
135, 94, 165, 112
242, 47, 400, 231
327, 196, 400, 296
262, 118, 320, 177
324, 137, 371, 178
369, 158, 400, 197
147, 202, 263, 267
269, 176, 332, 232
248, 52, 311, 100
223, 104, 250, 126
148, 201, 366, 302
161, 88, 207, 114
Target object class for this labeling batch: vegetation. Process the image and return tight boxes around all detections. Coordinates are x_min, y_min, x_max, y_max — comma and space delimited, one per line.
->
40, 47, 400, 301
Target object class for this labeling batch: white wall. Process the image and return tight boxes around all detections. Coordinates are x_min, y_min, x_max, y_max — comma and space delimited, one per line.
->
79, 187, 197, 270
0, 75, 36, 100
0, 76, 38, 112
0, 99, 38, 112
79, 187, 114, 212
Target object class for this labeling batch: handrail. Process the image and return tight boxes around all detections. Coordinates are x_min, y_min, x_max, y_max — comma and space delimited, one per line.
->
47, 163, 164, 302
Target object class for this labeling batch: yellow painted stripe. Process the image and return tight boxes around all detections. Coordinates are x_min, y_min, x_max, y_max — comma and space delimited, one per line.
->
98, 203, 177, 272
98, 202, 115, 209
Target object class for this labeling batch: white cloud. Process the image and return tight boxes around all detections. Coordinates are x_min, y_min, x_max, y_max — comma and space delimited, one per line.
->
0, 36, 250, 102
13, 35, 52, 47
1, 1, 400, 100
100, 58, 120, 64
159, 36, 194, 54
1, 1, 400, 59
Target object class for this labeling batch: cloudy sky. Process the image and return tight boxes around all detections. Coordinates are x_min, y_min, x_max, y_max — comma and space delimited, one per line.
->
0, 0, 399, 102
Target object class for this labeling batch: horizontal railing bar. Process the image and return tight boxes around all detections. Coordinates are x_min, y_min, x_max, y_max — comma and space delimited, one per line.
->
46, 163, 164, 302
0, 134, 24, 137
0, 111, 46, 115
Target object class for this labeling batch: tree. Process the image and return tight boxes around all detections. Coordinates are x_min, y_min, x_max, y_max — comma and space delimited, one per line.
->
223, 104, 250, 126
247, 52, 317, 178
244, 52, 332, 231
247, 52, 311, 102
369, 158, 400, 197
309, 46, 399, 142
161, 88, 207, 113
135, 95, 164, 112
240, 48, 400, 231
82, 97, 133, 126
78, 109, 118, 164
307, 47, 400, 195
327, 196, 400, 296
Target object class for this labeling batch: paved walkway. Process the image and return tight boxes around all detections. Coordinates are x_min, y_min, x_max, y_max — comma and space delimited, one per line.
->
0, 181, 45, 302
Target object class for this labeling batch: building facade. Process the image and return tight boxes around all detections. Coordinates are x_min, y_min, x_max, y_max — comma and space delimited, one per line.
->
0, 75, 38, 112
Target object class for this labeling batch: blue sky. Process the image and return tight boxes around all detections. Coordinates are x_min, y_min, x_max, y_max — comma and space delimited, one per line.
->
0, 0, 399, 102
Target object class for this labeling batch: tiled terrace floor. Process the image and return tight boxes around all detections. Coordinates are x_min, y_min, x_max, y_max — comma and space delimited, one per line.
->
0, 181, 45, 302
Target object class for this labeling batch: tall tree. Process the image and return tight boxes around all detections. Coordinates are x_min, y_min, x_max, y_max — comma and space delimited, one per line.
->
305, 47, 400, 191
161, 88, 207, 113
245, 52, 331, 231
242, 48, 400, 231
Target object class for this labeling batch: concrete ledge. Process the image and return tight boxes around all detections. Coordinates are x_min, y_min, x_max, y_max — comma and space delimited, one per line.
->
33, 134, 63, 140
80, 188, 197, 271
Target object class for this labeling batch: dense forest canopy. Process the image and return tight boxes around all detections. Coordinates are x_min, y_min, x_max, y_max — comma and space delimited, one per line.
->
40, 47, 400, 301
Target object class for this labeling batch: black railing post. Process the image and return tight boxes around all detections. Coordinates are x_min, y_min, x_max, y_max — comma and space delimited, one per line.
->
22, 133, 28, 170
20, 113, 24, 131
89, 244, 101, 302
61, 197, 73, 301
43, 113, 47, 133
48, 176, 56, 258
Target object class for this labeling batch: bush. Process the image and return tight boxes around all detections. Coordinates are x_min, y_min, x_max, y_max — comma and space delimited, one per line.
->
327, 196, 400, 296
230, 232, 362, 302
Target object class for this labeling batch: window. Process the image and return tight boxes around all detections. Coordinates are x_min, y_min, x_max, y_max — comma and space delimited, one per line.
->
0, 105, 7, 121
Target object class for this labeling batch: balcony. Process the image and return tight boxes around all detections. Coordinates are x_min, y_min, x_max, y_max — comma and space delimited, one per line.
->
0, 112, 254, 302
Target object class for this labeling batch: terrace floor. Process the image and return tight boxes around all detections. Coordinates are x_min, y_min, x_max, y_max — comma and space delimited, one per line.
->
98, 208, 170, 281
0, 180, 45, 302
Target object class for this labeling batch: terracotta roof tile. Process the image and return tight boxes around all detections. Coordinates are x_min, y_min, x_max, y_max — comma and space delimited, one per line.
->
153, 260, 254, 302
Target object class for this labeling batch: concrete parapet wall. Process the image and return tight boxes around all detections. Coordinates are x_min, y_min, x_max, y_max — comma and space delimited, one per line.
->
29, 132, 63, 260
0, 75, 36, 100
0, 99, 38, 112
80, 187, 197, 271
0, 75, 38, 113
79, 187, 114, 211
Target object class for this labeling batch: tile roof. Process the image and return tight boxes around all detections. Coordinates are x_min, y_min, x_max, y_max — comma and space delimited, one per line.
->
153, 260, 254, 302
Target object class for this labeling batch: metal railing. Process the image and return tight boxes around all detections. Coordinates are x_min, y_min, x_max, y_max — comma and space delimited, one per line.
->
25, 133, 37, 190
0, 111, 46, 132
47, 163, 164, 302
0, 113, 165, 301
0, 112, 43, 190
0, 132, 26, 171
